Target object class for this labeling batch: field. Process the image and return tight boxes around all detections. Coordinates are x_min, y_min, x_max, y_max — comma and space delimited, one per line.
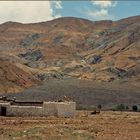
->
0, 111, 140, 140
1, 79, 140, 139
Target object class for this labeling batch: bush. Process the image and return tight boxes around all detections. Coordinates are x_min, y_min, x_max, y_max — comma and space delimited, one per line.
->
112, 104, 126, 111
125, 106, 129, 110
132, 105, 138, 112
97, 104, 102, 110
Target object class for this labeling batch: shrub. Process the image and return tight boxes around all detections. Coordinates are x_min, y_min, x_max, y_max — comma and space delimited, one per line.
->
97, 104, 102, 110
125, 106, 129, 110
112, 104, 125, 111
132, 105, 138, 112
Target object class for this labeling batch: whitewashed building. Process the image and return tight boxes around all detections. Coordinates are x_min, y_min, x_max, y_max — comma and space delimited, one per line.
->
0, 99, 76, 117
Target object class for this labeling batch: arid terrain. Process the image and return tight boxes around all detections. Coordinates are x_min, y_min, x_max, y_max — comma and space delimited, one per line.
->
0, 15, 140, 108
2, 78, 140, 109
0, 15, 140, 93
0, 111, 140, 140
0, 10, 140, 140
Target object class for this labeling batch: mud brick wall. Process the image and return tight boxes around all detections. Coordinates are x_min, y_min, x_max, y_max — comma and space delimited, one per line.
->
6, 106, 43, 116
55, 102, 76, 117
0, 101, 76, 117
43, 102, 57, 116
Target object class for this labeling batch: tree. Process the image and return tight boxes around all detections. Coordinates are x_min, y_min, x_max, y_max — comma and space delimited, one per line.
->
125, 106, 129, 111
97, 104, 102, 110
113, 104, 125, 111
132, 105, 138, 112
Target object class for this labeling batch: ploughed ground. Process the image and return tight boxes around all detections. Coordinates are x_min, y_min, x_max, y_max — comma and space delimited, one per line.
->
0, 111, 140, 140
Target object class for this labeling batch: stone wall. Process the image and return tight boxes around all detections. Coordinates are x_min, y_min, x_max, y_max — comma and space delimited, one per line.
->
43, 102, 76, 117
7, 106, 43, 117
56, 102, 76, 117
0, 101, 76, 117
43, 102, 57, 116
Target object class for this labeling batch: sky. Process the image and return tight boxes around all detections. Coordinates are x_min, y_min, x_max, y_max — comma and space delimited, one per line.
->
0, 1, 139, 24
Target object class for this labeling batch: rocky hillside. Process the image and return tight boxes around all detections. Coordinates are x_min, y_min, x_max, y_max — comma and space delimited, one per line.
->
0, 58, 40, 93
0, 16, 140, 93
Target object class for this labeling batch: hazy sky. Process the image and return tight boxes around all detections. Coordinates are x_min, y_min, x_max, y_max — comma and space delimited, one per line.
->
0, 1, 139, 24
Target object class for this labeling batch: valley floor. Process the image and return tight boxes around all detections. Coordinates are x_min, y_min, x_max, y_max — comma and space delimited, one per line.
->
2, 79, 140, 109
0, 111, 140, 140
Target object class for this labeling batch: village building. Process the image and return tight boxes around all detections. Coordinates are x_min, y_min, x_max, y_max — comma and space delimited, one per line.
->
0, 97, 76, 117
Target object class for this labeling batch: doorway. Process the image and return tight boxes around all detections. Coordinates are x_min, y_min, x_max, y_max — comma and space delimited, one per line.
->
1, 106, 6, 116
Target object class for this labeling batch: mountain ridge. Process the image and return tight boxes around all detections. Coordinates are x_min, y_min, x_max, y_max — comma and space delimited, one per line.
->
0, 15, 140, 93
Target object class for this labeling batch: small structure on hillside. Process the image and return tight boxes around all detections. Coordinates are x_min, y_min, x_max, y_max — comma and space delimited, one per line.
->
0, 96, 76, 117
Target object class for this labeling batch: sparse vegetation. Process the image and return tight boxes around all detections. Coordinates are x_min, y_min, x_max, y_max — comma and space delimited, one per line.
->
0, 111, 140, 140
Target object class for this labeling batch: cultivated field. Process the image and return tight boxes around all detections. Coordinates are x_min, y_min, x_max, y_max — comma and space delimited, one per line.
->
0, 111, 140, 140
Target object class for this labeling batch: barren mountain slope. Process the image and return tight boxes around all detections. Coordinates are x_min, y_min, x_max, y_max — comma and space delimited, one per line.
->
0, 16, 140, 93
0, 58, 40, 93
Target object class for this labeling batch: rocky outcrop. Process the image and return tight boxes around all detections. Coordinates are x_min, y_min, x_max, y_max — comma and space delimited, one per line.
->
20, 33, 41, 47
18, 50, 43, 62
86, 55, 102, 64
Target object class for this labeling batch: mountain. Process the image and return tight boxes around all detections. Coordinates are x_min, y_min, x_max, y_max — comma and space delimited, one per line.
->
0, 58, 40, 93
0, 16, 140, 93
